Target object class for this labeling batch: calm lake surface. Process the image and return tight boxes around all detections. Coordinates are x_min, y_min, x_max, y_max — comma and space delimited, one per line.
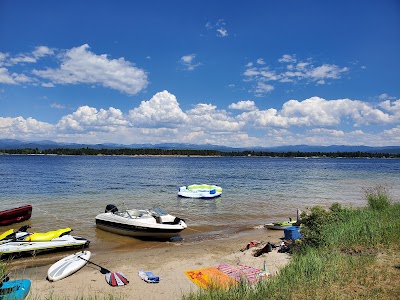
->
1, 155, 399, 254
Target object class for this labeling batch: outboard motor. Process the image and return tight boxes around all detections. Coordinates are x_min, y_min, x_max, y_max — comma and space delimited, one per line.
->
173, 217, 182, 224
105, 204, 118, 213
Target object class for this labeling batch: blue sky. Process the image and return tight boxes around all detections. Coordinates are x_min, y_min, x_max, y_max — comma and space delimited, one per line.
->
0, 0, 399, 147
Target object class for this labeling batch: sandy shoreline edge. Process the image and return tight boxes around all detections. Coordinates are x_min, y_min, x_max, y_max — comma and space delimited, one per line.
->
8, 228, 291, 300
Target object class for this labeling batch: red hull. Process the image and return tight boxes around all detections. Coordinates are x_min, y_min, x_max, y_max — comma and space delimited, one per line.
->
0, 205, 32, 226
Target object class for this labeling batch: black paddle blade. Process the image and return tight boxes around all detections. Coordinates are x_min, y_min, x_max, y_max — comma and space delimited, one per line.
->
105, 272, 129, 287
99, 267, 111, 274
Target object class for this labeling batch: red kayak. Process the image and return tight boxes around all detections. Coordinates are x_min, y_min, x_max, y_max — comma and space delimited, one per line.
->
0, 205, 32, 226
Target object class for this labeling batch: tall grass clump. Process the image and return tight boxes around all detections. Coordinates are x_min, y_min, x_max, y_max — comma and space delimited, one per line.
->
0, 260, 9, 282
364, 184, 392, 210
183, 184, 400, 300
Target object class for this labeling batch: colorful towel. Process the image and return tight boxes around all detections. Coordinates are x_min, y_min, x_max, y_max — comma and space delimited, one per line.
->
138, 270, 160, 283
216, 264, 262, 283
184, 267, 237, 289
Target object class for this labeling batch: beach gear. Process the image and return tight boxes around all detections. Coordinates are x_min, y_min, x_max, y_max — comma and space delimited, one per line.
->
105, 272, 129, 287
138, 270, 160, 283
0, 279, 31, 300
77, 256, 129, 287
47, 251, 91, 282
216, 264, 264, 283
240, 240, 262, 251
178, 184, 222, 199
253, 242, 274, 257
185, 267, 237, 289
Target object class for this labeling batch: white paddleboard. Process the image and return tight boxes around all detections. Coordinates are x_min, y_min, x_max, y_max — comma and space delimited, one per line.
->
47, 250, 91, 282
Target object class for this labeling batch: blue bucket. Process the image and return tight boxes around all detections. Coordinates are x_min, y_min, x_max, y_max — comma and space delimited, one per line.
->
284, 226, 301, 241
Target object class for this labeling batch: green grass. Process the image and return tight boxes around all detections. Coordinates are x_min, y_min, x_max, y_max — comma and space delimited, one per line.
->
2, 185, 399, 299
183, 185, 400, 300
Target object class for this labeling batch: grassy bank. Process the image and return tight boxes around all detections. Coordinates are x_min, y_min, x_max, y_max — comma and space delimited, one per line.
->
183, 185, 400, 300
1, 186, 399, 299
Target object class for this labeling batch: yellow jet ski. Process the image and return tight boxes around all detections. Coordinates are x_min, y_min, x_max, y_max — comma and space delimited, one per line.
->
0, 225, 89, 258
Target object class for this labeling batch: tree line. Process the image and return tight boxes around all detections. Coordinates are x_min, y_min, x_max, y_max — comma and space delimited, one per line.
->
0, 147, 399, 158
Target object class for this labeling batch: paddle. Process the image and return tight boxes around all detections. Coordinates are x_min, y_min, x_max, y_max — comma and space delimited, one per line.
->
77, 256, 129, 287
77, 256, 111, 274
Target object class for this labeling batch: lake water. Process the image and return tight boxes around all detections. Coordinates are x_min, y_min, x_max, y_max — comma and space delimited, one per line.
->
1, 155, 399, 254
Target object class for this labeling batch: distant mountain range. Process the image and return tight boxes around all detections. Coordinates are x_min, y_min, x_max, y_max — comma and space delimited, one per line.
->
1, 139, 400, 154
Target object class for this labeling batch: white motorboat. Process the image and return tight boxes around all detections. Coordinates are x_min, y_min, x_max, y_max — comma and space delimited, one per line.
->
178, 184, 222, 199
95, 205, 187, 239
0, 225, 90, 257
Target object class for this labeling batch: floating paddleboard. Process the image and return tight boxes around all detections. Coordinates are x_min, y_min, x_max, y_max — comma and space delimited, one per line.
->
47, 250, 91, 282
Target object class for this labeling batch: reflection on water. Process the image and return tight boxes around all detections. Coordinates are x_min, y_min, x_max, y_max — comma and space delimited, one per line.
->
1, 156, 399, 256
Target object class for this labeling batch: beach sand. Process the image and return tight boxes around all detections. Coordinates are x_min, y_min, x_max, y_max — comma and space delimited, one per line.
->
8, 228, 291, 300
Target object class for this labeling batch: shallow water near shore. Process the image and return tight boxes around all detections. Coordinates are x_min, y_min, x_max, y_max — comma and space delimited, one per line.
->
1, 155, 399, 261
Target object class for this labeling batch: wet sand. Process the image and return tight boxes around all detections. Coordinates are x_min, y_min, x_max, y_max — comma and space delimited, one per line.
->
7, 228, 291, 300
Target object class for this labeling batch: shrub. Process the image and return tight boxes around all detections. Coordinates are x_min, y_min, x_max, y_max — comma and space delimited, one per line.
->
299, 203, 351, 248
364, 184, 391, 210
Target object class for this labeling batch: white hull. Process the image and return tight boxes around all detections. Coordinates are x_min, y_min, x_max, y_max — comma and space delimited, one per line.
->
95, 207, 187, 239
0, 235, 89, 257
47, 251, 91, 282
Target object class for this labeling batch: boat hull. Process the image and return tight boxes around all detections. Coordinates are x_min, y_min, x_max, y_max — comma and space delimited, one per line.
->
95, 218, 186, 239
264, 220, 296, 230
0, 236, 90, 258
0, 205, 32, 226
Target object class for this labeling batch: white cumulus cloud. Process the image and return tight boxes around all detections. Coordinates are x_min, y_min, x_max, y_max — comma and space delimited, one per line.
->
180, 54, 201, 71
33, 44, 148, 95
57, 106, 127, 132
1, 91, 400, 147
0, 117, 54, 138
229, 100, 258, 111
129, 90, 188, 128
244, 55, 350, 96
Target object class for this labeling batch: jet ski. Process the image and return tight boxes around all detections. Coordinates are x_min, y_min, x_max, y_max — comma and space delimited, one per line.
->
0, 225, 90, 258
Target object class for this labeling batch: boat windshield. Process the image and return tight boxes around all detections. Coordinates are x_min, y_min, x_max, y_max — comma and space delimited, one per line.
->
151, 207, 168, 216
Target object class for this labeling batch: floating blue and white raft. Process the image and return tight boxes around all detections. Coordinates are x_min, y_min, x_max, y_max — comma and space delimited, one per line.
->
178, 184, 222, 199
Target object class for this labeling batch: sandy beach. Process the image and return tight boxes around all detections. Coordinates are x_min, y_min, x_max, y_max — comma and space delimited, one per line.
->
7, 228, 291, 300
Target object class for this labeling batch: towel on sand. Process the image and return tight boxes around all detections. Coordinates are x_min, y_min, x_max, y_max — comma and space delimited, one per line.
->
184, 267, 237, 289
138, 271, 160, 283
216, 264, 262, 283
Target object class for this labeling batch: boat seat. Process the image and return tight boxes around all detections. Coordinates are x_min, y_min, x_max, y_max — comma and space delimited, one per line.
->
0, 229, 14, 241
24, 228, 72, 242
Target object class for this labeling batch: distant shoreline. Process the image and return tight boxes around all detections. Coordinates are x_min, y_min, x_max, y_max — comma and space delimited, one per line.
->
1, 148, 399, 158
